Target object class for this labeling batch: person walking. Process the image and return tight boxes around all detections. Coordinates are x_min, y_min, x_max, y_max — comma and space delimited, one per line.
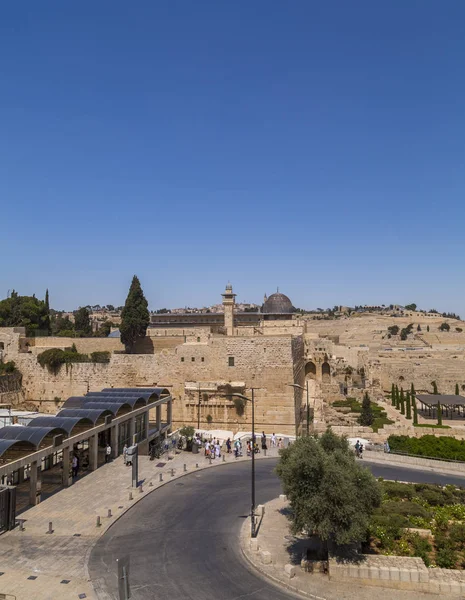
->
226, 438, 231, 453
123, 444, 128, 466
261, 432, 267, 452
215, 441, 221, 459
205, 439, 210, 458
105, 443, 112, 463
271, 433, 277, 447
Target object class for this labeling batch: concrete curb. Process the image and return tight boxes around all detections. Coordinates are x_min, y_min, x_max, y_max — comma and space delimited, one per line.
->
240, 520, 327, 600
87, 452, 279, 595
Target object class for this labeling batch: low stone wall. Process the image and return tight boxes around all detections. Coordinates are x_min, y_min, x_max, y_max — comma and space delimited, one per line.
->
364, 449, 465, 474
329, 555, 430, 592
245, 496, 465, 598
330, 556, 465, 595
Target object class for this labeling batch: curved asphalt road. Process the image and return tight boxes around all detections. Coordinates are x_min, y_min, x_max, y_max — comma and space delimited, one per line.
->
89, 459, 465, 600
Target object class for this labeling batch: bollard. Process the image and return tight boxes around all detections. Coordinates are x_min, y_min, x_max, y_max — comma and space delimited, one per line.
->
96, 516, 101, 527
107, 509, 112, 518
19, 520, 25, 532
264, 448, 267, 457
183, 464, 187, 472
46, 521, 53, 534
128, 492, 133, 501
209, 455, 212, 465
139, 485, 143, 493
149, 481, 153, 487
196, 463, 199, 468
222, 455, 225, 462
171, 468, 175, 477
159, 473, 163, 482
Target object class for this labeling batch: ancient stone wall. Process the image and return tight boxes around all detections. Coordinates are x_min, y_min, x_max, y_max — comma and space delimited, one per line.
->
2, 328, 301, 434
28, 336, 124, 353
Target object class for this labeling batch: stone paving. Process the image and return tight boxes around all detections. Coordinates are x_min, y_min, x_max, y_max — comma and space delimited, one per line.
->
242, 496, 459, 599
0, 444, 279, 600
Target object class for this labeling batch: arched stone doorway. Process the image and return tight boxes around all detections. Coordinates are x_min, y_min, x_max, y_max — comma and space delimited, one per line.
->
305, 361, 317, 380
322, 361, 331, 383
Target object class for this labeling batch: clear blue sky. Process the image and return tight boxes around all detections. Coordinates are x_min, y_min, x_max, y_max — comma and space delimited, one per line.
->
1, 2, 464, 314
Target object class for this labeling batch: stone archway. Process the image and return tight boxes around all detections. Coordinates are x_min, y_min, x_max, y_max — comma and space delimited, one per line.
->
305, 361, 317, 380
322, 361, 331, 383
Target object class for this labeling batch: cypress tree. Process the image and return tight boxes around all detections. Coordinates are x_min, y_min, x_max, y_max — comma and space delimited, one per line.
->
395, 385, 400, 410
359, 392, 374, 426
413, 397, 418, 425
44, 289, 51, 335
120, 275, 150, 353
400, 388, 405, 415
437, 401, 442, 426
432, 381, 439, 395
456, 383, 460, 396
391, 383, 396, 407
411, 382, 415, 398
406, 392, 411, 419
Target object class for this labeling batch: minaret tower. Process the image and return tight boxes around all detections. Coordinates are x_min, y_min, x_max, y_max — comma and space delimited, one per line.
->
222, 283, 236, 336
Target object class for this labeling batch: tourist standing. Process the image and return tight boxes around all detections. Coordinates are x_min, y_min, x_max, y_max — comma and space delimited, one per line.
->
215, 441, 221, 459
72, 454, 78, 478
123, 444, 128, 466
226, 438, 231, 453
205, 439, 210, 458
261, 432, 267, 451
271, 433, 277, 447
105, 443, 112, 463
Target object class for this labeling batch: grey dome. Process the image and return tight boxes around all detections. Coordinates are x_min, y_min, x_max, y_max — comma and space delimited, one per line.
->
262, 292, 295, 314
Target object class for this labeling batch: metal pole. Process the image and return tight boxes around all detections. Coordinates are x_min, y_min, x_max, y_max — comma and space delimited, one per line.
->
198, 383, 201, 430
306, 381, 310, 436
251, 388, 256, 538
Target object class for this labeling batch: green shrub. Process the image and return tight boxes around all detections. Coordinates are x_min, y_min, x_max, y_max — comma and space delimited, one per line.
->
371, 513, 410, 533
179, 425, 195, 438
449, 523, 465, 550
0, 361, 17, 375
37, 348, 90, 373
382, 481, 415, 500
435, 547, 457, 568
380, 501, 431, 519
90, 351, 111, 363
408, 532, 432, 566
388, 434, 465, 461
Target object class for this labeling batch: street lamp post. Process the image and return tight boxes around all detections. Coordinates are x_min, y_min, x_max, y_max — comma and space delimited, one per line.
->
287, 381, 310, 436
221, 389, 257, 537
197, 382, 201, 430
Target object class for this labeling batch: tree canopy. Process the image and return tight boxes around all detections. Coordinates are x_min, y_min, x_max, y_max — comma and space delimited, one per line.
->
276, 430, 381, 547
0, 290, 50, 335
120, 275, 150, 353
405, 303, 417, 311
74, 307, 92, 334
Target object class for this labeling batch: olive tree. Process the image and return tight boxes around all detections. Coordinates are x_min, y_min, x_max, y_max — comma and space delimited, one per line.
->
276, 430, 381, 548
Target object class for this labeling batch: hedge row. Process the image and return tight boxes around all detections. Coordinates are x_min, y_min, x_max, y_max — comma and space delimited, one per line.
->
388, 434, 465, 461
37, 348, 110, 373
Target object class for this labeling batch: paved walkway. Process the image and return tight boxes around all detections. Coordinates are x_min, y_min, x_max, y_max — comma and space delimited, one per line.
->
241, 497, 458, 599
0, 444, 279, 600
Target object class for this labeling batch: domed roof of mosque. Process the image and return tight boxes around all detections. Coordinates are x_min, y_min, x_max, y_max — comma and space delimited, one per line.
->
262, 292, 295, 314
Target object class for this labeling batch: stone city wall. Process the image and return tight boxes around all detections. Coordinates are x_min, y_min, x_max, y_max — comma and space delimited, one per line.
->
3, 330, 301, 434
